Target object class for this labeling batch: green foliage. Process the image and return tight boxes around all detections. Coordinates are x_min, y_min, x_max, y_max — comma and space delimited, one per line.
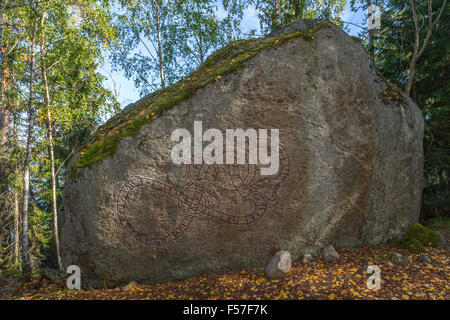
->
224, 0, 346, 34
110, 0, 241, 96
29, 205, 54, 267
110, 0, 179, 94
0, 0, 119, 271
173, 0, 237, 68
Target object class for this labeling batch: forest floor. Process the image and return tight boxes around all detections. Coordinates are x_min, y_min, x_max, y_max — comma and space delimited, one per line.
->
1, 225, 449, 300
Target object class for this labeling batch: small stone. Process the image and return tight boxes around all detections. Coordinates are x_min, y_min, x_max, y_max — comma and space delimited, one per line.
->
121, 281, 138, 292
436, 232, 446, 248
302, 253, 313, 263
389, 252, 403, 264
389, 252, 412, 265
418, 254, 434, 265
265, 251, 291, 279
323, 245, 340, 262
403, 256, 413, 265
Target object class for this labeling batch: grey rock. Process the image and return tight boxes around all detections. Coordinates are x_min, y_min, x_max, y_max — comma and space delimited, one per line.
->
302, 254, 313, 263
265, 251, 292, 279
436, 231, 446, 248
121, 281, 138, 292
60, 19, 424, 287
389, 252, 412, 265
389, 252, 403, 264
323, 245, 340, 262
404, 256, 413, 265
418, 254, 434, 265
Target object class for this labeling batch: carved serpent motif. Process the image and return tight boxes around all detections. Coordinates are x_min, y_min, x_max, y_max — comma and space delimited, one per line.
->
115, 144, 290, 247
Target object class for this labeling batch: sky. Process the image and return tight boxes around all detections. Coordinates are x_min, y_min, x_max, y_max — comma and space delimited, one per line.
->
98, 2, 367, 109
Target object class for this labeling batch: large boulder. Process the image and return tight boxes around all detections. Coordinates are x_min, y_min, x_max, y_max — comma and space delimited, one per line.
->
60, 20, 424, 287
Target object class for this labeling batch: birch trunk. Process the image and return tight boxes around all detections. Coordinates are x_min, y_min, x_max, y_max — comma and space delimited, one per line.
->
41, 33, 63, 270
21, 17, 38, 276
154, 0, 165, 88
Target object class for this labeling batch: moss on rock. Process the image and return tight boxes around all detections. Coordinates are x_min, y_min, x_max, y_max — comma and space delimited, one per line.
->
392, 223, 443, 253
70, 21, 333, 179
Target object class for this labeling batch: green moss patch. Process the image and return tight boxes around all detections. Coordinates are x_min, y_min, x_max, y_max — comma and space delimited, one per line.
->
391, 223, 443, 253
70, 21, 332, 178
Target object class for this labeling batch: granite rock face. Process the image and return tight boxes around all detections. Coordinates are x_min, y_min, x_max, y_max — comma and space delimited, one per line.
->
60, 20, 424, 287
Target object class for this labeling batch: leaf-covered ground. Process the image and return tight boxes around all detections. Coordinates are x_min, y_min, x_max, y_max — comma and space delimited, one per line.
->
2, 245, 449, 300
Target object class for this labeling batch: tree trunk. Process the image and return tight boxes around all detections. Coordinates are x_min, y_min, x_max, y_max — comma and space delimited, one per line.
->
292, 0, 305, 19
0, 63, 11, 196
14, 187, 20, 264
154, 1, 165, 88
0, 1, 10, 202
196, 2, 204, 65
271, 0, 281, 31
41, 33, 63, 270
13, 114, 20, 265
21, 17, 38, 277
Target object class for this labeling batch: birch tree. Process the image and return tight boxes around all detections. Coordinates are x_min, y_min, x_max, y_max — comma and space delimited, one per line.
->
407, 0, 447, 95
21, 1, 40, 276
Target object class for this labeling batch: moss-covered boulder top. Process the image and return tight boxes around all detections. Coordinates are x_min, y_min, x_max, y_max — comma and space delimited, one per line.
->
71, 20, 331, 175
